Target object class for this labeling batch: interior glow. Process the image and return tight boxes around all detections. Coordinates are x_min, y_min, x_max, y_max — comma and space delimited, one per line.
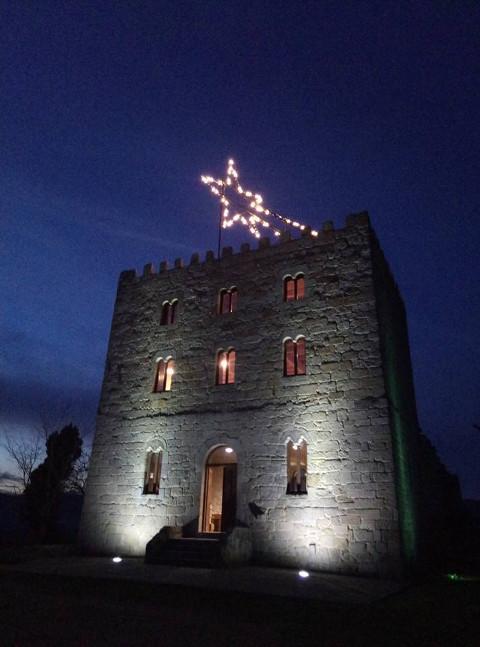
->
298, 570, 309, 578
220, 358, 228, 369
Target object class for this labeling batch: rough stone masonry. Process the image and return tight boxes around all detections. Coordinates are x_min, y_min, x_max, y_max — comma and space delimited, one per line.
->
80, 212, 423, 576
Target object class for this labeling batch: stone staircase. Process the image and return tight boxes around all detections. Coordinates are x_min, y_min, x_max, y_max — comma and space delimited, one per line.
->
147, 535, 224, 567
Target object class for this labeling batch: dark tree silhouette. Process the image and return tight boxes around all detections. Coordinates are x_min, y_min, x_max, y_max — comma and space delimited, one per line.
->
2, 429, 42, 491
24, 424, 82, 542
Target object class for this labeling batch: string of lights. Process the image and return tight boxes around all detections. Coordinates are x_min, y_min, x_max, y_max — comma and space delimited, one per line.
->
201, 160, 319, 243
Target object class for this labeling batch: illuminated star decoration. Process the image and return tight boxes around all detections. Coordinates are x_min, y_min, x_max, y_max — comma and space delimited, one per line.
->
201, 159, 319, 240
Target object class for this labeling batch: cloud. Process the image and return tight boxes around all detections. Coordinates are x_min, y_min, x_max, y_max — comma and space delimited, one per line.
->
0, 471, 22, 483
0, 471, 23, 494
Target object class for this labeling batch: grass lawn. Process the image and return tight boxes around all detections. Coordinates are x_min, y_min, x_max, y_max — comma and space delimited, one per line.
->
0, 571, 478, 646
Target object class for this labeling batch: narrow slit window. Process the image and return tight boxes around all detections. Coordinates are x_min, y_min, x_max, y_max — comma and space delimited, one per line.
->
283, 338, 306, 376
220, 290, 229, 314
229, 288, 238, 313
283, 275, 305, 301
284, 277, 295, 302
218, 288, 238, 314
153, 357, 174, 392
170, 300, 178, 324
295, 275, 305, 300
161, 300, 178, 325
217, 350, 228, 385
164, 358, 175, 391
143, 450, 162, 495
227, 349, 236, 384
284, 339, 295, 376
153, 359, 166, 392
160, 303, 170, 325
216, 348, 236, 384
296, 337, 306, 375
286, 440, 307, 495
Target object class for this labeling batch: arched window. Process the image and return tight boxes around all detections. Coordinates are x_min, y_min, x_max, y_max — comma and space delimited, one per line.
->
153, 357, 175, 392
284, 276, 295, 301
160, 300, 178, 325
160, 302, 170, 325
286, 439, 307, 494
295, 274, 305, 300
143, 449, 162, 495
170, 299, 178, 324
283, 337, 306, 376
216, 348, 236, 385
283, 274, 305, 301
218, 287, 238, 314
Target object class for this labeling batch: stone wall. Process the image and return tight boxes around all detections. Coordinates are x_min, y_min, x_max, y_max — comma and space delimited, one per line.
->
80, 213, 403, 576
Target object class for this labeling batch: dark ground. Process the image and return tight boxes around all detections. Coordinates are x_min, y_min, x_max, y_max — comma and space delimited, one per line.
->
0, 570, 478, 646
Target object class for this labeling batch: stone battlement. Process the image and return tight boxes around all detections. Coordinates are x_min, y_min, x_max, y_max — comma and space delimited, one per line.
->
120, 212, 370, 283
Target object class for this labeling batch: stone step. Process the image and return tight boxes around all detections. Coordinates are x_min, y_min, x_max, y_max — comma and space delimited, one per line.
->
150, 537, 224, 567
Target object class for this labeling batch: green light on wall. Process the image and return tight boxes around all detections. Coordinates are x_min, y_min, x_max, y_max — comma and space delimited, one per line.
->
383, 331, 418, 565
445, 573, 480, 582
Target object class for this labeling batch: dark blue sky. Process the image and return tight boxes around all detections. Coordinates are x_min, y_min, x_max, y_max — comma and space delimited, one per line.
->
1, 1, 479, 497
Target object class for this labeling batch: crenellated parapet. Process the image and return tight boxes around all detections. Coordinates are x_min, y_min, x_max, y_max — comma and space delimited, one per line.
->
119, 212, 370, 285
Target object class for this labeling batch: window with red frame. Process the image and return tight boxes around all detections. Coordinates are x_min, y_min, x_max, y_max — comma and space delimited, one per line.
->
218, 287, 238, 314
283, 338, 306, 376
283, 274, 305, 301
143, 450, 162, 495
153, 357, 175, 392
160, 300, 178, 325
216, 348, 236, 384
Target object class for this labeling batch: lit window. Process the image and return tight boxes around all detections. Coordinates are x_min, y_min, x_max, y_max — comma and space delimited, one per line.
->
295, 275, 305, 299
216, 348, 236, 385
284, 277, 295, 301
296, 337, 306, 375
283, 337, 306, 376
143, 450, 162, 495
230, 288, 238, 312
153, 357, 175, 392
284, 274, 305, 301
160, 300, 178, 325
286, 439, 307, 494
218, 287, 238, 314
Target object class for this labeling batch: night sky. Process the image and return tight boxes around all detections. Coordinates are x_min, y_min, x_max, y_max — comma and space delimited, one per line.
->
1, 2, 479, 497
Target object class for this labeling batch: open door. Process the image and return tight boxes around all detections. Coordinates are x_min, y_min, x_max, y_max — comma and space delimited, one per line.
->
202, 446, 237, 533
221, 463, 237, 531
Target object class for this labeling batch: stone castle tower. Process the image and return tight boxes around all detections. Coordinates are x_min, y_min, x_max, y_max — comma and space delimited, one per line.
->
80, 212, 424, 576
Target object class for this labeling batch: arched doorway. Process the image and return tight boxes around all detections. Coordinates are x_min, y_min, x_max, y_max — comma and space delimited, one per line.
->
201, 446, 237, 533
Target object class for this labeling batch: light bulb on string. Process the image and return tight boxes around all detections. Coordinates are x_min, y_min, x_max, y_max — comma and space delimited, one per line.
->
200, 159, 319, 244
